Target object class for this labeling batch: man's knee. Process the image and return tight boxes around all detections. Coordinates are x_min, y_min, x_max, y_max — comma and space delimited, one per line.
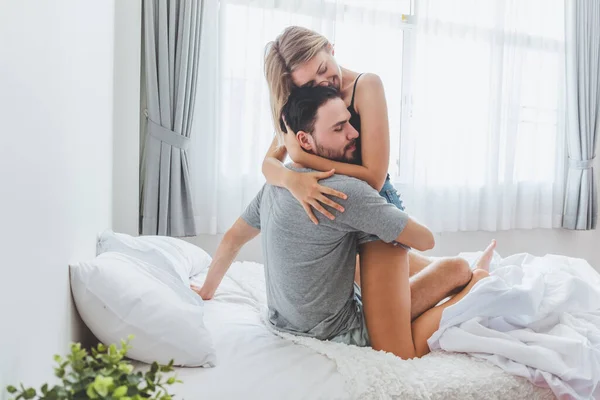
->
443, 257, 472, 286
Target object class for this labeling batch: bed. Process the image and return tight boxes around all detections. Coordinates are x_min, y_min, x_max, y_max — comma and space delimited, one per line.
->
133, 260, 557, 400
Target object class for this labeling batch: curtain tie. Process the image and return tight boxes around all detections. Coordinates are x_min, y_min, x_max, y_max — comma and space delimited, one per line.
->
147, 117, 191, 150
568, 156, 596, 169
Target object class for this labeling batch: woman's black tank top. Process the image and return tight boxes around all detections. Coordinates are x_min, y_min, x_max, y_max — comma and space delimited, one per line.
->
347, 73, 364, 165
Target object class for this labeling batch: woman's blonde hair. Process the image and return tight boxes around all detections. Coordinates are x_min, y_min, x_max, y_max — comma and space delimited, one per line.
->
264, 26, 330, 142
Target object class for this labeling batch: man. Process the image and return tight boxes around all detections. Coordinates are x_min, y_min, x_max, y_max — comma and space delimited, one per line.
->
193, 86, 494, 358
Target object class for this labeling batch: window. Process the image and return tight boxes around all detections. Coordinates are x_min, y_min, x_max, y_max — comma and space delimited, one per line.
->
195, 0, 566, 233
219, 0, 415, 177
395, 0, 566, 231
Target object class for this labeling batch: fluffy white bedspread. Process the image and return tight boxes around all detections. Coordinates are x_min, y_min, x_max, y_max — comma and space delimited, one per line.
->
225, 256, 559, 400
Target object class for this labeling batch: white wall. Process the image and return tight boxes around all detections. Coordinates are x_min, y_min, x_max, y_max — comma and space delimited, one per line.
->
0, 1, 115, 395
429, 228, 600, 269
112, 0, 142, 236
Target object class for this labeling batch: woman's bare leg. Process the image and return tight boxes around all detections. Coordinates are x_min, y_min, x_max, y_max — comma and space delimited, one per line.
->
355, 239, 496, 303
411, 268, 490, 357
358, 240, 496, 358
359, 243, 473, 324
407, 240, 497, 316
356, 251, 433, 285
359, 241, 415, 358
408, 256, 472, 319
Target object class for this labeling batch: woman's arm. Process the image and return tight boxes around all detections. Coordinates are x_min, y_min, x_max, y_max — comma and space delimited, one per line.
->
262, 135, 347, 224
395, 218, 435, 251
261, 136, 292, 188
291, 151, 384, 191
287, 73, 390, 192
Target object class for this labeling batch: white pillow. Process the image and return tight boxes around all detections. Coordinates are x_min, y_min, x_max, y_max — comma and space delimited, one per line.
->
70, 252, 216, 367
96, 230, 212, 283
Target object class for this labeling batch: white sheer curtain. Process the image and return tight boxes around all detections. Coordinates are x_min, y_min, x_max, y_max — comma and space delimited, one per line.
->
396, 0, 567, 232
191, 0, 411, 234
191, 0, 566, 234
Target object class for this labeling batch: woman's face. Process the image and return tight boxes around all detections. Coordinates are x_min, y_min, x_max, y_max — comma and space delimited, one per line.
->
291, 47, 341, 90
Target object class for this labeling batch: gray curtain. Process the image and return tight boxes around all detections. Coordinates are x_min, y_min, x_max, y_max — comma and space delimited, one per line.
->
141, 0, 203, 236
562, 0, 600, 230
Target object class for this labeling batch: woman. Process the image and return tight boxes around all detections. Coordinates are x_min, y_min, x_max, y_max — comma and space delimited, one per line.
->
197, 26, 493, 359
263, 26, 398, 224
261, 26, 477, 288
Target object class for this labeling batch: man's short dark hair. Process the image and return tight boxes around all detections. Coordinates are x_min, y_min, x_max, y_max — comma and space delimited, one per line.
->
280, 86, 341, 135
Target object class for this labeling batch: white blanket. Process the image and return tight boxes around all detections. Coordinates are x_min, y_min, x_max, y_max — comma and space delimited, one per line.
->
226, 260, 555, 400
428, 253, 600, 400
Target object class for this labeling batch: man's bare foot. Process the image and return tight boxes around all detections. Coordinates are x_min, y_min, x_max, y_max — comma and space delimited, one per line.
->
475, 240, 497, 271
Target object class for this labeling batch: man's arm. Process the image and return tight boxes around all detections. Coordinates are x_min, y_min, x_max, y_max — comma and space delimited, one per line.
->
191, 218, 260, 300
330, 178, 434, 251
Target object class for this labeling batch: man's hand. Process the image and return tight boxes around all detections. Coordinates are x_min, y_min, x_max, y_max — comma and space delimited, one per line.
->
191, 283, 216, 300
190, 218, 260, 301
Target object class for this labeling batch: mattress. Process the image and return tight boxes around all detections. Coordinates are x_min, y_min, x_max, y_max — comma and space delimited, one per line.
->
132, 261, 556, 400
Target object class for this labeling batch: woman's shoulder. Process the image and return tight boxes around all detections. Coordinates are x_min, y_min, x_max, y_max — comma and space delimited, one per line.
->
354, 73, 385, 107
357, 72, 383, 86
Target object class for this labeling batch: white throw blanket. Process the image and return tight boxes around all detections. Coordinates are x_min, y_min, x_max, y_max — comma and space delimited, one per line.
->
225, 259, 556, 400
428, 253, 600, 400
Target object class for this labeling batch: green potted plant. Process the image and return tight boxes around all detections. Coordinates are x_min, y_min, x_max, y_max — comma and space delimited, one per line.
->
6, 336, 181, 400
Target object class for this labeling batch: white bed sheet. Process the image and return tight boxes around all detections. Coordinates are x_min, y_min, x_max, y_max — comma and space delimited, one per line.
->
135, 267, 346, 400
429, 253, 600, 399
132, 260, 556, 400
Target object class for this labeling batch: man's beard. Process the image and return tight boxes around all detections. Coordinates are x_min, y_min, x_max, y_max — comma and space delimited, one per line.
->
313, 138, 359, 165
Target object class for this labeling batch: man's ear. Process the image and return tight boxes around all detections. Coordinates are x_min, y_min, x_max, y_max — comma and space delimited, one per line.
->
296, 131, 314, 152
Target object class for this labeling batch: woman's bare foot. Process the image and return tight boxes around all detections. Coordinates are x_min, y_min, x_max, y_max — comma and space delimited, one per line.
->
475, 240, 497, 271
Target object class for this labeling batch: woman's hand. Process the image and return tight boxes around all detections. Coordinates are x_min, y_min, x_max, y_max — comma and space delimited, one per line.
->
285, 169, 347, 224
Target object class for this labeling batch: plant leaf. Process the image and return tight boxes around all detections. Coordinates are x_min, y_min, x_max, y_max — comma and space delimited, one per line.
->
150, 362, 159, 374
23, 388, 36, 399
86, 384, 99, 399
113, 385, 128, 398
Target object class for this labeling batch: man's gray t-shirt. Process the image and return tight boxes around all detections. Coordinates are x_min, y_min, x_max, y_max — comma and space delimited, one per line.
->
241, 165, 409, 340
